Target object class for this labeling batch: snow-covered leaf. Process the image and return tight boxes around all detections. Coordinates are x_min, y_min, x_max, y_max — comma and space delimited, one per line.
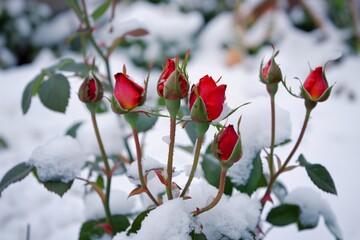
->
0, 162, 33, 197
202, 151, 233, 196
43, 180, 73, 197
234, 152, 266, 195
65, 121, 83, 138
297, 154, 337, 195
272, 180, 288, 203
38, 74, 70, 113
266, 204, 300, 226
127, 208, 154, 236
189, 230, 207, 239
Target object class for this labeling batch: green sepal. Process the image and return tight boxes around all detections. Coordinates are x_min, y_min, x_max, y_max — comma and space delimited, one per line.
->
194, 122, 210, 137
124, 112, 139, 129
111, 95, 128, 114
165, 99, 180, 119
190, 96, 208, 123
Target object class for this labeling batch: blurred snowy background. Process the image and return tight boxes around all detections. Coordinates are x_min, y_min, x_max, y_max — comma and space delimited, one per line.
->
1, 0, 360, 239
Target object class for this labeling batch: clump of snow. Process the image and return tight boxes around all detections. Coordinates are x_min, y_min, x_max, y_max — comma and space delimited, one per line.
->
185, 181, 261, 240
29, 135, 86, 183
285, 187, 343, 239
228, 97, 291, 186
115, 198, 192, 240
127, 156, 166, 183
84, 190, 136, 220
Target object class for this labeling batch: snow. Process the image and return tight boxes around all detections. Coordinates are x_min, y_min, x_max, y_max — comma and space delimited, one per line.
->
1, 1, 360, 240
29, 135, 86, 183
228, 97, 291, 186
115, 198, 192, 240
84, 190, 136, 220
285, 187, 343, 239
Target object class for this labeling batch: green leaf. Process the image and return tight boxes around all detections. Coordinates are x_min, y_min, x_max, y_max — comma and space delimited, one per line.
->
21, 74, 45, 114
0, 136, 8, 149
91, 0, 111, 20
127, 208, 153, 236
297, 154, 337, 195
135, 113, 158, 133
43, 180, 74, 197
86, 100, 108, 114
180, 106, 197, 145
38, 74, 70, 113
0, 162, 33, 197
274, 138, 291, 147
96, 175, 105, 190
266, 204, 300, 226
65, 121, 83, 138
234, 152, 266, 195
80, 215, 130, 240
189, 230, 207, 239
202, 151, 233, 196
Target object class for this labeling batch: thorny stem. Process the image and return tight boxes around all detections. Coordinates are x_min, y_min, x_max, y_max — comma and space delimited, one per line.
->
132, 128, 159, 206
80, 0, 113, 91
268, 95, 276, 177
166, 117, 177, 200
261, 108, 312, 205
193, 169, 227, 216
90, 112, 115, 234
180, 135, 204, 197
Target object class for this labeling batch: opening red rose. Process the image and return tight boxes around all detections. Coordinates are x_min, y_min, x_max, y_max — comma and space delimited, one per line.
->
189, 75, 226, 122
114, 72, 145, 110
303, 67, 328, 100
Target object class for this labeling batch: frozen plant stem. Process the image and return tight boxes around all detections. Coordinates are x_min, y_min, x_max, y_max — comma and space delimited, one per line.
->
261, 108, 312, 205
166, 117, 177, 200
90, 113, 115, 233
132, 128, 159, 206
180, 136, 204, 197
268, 95, 276, 177
80, 0, 113, 91
193, 169, 227, 216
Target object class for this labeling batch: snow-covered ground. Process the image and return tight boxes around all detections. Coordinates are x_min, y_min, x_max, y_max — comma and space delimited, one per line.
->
1, 1, 360, 240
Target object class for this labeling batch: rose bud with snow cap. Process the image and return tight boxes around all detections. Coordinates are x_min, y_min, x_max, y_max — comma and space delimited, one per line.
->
78, 77, 104, 103
189, 75, 226, 123
157, 58, 189, 101
301, 66, 333, 110
212, 124, 243, 170
111, 72, 146, 114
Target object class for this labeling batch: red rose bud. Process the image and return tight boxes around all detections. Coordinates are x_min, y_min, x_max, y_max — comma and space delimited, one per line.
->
189, 75, 226, 123
212, 124, 242, 169
301, 66, 332, 103
260, 51, 283, 96
78, 77, 104, 103
113, 72, 145, 112
157, 59, 189, 100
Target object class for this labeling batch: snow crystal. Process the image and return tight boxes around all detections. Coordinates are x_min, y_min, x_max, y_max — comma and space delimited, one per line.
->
115, 198, 192, 240
228, 97, 291, 186
285, 187, 343, 239
29, 135, 86, 183
185, 181, 261, 240
84, 190, 136, 220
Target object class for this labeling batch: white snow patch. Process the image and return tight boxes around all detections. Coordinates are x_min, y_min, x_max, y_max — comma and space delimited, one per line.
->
228, 97, 291, 186
285, 187, 343, 239
29, 135, 86, 183
84, 190, 136, 220
115, 198, 192, 240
